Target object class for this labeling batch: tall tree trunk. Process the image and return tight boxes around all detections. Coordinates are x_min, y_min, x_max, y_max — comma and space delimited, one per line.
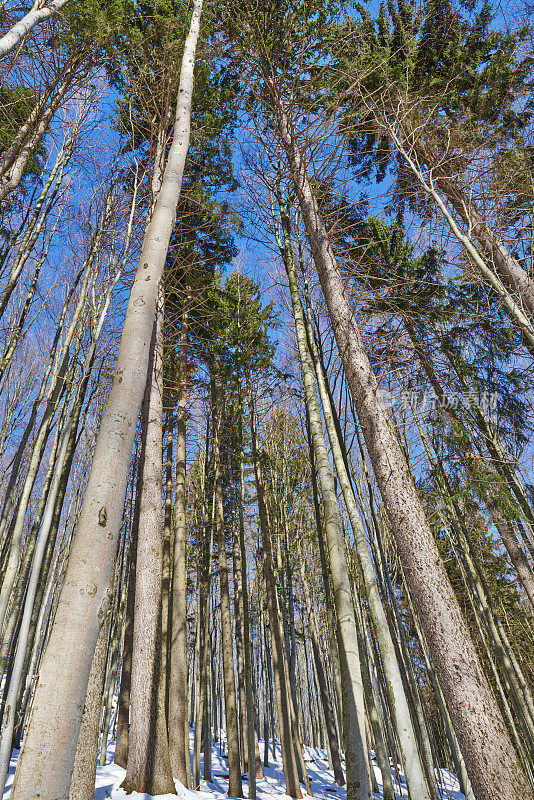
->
114, 526, 136, 769
161, 400, 173, 725
114, 445, 143, 770
0, 387, 89, 795
238, 405, 263, 790
354, 602, 394, 800
232, 519, 248, 772
259, 593, 274, 768
68, 608, 111, 800
202, 626, 212, 782
122, 298, 175, 795
11, 401, 93, 752
401, 567, 476, 800
276, 113, 533, 800
303, 407, 344, 737
9, 4, 203, 796
192, 579, 203, 789
169, 294, 191, 786
99, 576, 125, 767
193, 446, 213, 789
212, 396, 243, 798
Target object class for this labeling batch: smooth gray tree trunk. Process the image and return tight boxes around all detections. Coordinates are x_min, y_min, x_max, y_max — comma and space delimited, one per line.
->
292, 274, 431, 799
296, 539, 344, 787
68, 609, 111, 800
122, 299, 175, 794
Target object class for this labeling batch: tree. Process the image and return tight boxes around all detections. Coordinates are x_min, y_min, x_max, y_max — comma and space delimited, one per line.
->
9, 2, 203, 796
122, 296, 175, 794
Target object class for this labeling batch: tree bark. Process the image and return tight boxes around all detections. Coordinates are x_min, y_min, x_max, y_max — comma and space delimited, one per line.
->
169, 296, 191, 786
0, 348, 97, 795
354, 603, 394, 800
193, 445, 213, 789
236, 401, 263, 790
68, 609, 111, 800
212, 396, 243, 798
277, 206, 370, 800
114, 444, 143, 771
281, 196, 432, 800
122, 297, 175, 795
114, 528, 136, 769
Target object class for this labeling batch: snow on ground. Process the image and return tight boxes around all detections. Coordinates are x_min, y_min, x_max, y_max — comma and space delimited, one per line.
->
3, 730, 465, 800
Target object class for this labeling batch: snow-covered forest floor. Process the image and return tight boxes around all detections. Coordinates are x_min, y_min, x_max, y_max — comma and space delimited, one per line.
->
3, 733, 465, 800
